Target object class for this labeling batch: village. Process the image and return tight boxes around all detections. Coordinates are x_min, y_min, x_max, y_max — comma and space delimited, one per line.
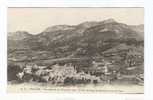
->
8, 57, 143, 86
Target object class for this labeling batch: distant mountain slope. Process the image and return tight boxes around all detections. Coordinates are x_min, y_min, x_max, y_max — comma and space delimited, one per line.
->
8, 31, 34, 50
130, 24, 144, 37
8, 19, 144, 59
8, 31, 32, 40
84, 22, 142, 41
43, 25, 76, 33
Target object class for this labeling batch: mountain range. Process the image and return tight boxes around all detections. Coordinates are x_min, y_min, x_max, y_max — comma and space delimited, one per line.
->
8, 18, 144, 69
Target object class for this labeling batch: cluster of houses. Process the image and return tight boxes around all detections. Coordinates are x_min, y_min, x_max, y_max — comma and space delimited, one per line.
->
12, 58, 143, 85
16, 63, 101, 85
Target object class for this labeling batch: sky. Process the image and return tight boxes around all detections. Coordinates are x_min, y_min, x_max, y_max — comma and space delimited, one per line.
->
8, 8, 144, 34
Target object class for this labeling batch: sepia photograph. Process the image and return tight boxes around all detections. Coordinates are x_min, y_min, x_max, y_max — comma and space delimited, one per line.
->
7, 8, 144, 93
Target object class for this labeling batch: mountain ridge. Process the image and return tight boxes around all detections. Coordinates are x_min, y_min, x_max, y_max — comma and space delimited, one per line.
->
9, 18, 144, 36
8, 18, 144, 60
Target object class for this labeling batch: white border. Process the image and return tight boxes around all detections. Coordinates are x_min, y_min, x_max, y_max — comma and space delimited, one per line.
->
1, 1, 153, 100
7, 1, 144, 7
